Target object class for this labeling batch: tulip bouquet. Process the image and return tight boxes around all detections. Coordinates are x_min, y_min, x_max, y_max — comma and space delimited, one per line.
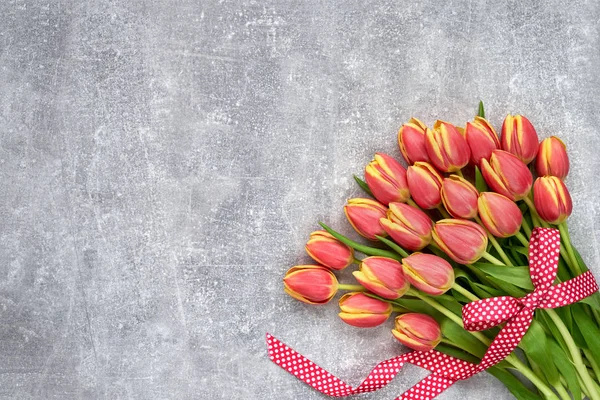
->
281, 102, 600, 400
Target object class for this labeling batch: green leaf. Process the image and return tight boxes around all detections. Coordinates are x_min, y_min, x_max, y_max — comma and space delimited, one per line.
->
538, 311, 568, 352
318, 222, 403, 261
389, 297, 443, 320
353, 175, 374, 197
434, 294, 464, 316
474, 263, 534, 291
375, 235, 409, 258
440, 317, 488, 359
572, 246, 590, 273
478, 100, 485, 118
572, 304, 600, 365
455, 269, 504, 298
475, 166, 489, 192
487, 368, 543, 400
580, 291, 600, 312
548, 338, 581, 400
435, 343, 480, 363
563, 305, 587, 349
518, 320, 559, 384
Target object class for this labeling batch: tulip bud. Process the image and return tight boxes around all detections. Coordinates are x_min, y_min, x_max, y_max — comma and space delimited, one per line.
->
480, 150, 533, 201
305, 230, 354, 271
407, 162, 444, 209
344, 198, 388, 240
338, 292, 392, 328
425, 120, 470, 173
535, 136, 570, 179
283, 265, 338, 305
440, 175, 479, 219
353, 256, 410, 300
501, 114, 539, 164
533, 176, 573, 225
401, 253, 454, 296
465, 116, 500, 165
379, 202, 433, 251
432, 219, 488, 265
365, 153, 410, 205
398, 117, 429, 165
392, 313, 442, 352
477, 192, 523, 238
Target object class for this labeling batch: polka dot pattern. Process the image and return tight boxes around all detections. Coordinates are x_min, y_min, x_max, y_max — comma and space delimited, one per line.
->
268, 228, 599, 400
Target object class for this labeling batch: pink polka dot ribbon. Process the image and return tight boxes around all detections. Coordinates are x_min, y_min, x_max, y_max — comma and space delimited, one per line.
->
267, 228, 599, 399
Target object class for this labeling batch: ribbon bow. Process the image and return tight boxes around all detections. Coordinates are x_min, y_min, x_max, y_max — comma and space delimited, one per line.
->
267, 228, 599, 399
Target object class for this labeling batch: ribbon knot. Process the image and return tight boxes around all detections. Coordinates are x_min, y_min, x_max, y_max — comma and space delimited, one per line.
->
267, 228, 599, 400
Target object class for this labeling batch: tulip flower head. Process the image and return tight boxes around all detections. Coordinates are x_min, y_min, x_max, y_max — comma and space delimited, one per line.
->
305, 230, 354, 271
365, 153, 410, 205
353, 256, 410, 300
407, 162, 444, 210
338, 292, 392, 328
465, 116, 500, 165
398, 117, 429, 165
392, 313, 442, 352
501, 114, 539, 164
480, 150, 533, 201
477, 192, 522, 238
533, 176, 573, 225
425, 120, 470, 173
432, 219, 488, 264
283, 265, 338, 305
344, 198, 388, 240
401, 253, 454, 296
440, 175, 479, 219
535, 136, 570, 179
379, 202, 433, 251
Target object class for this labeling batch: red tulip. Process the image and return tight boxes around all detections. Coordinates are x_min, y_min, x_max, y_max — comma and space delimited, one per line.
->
465, 116, 500, 165
533, 176, 573, 225
338, 292, 392, 328
480, 150, 533, 201
401, 253, 454, 296
353, 257, 410, 300
365, 153, 410, 205
535, 136, 570, 179
344, 198, 388, 240
477, 192, 522, 238
501, 114, 539, 164
425, 120, 470, 173
283, 265, 338, 304
398, 117, 429, 165
432, 219, 488, 264
379, 202, 433, 251
305, 230, 354, 271
407, 162, 444, 209
440, 175, 479, 219
392, 313, 442, 352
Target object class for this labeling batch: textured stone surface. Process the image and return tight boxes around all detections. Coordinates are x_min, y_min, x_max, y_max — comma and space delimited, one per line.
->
0, 0, 599, 399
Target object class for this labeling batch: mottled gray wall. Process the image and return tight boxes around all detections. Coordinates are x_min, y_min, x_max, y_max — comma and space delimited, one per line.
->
0, 0, 598, 399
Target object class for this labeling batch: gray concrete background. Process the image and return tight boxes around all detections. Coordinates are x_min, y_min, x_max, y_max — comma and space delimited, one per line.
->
0, 0, 599, 399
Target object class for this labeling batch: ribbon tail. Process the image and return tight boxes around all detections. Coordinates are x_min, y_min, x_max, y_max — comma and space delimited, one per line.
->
397, 373, 456, 400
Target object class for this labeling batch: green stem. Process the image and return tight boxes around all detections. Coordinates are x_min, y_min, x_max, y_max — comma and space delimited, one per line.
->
553, 381, 573, 400
558, 222, 582, 276
545, 309, 600, 400
515, 232, 530, 248
584, 348, 600, 384
474, 216, 514, 266
352, 257, 363, 265
319, 222, 403, 261
521, 217, 532, 238
481, 251, 506, 266
375, 235, 409, 258
407, 198, 419, 208
408, 289, 558, 399
337, 284, 366, 292
436, 205, 451, 219
452, 282, 480, 302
